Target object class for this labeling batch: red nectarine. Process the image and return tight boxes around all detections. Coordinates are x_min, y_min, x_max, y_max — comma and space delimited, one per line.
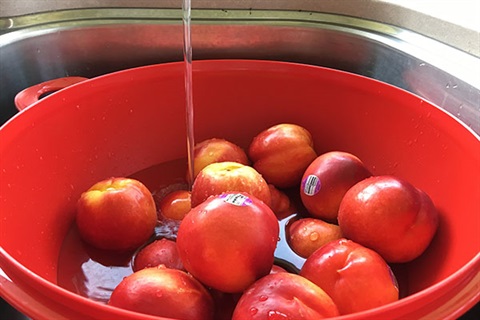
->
287, 217, 342, 258
300, 151, 371, 222
300, 238, 399, 315
338, 175, 439, 263
176, 192, 279, 293
108, 266, 214, 319
133, 238, 184, 272
248, 123, 317, 188
232, 272, 339, 319
76, 177, 157, 251
190, 161, 271, 207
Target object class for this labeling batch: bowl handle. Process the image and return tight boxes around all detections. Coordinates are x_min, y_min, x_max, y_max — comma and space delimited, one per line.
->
0, 271, 69, 320
14, 76, 88, 111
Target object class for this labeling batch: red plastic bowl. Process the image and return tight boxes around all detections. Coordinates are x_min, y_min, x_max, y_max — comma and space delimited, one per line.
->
0, 60, 479, 319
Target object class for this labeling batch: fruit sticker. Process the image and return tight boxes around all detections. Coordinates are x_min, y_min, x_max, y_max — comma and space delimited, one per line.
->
220, 193, 253, 206
302, 174, 321, 196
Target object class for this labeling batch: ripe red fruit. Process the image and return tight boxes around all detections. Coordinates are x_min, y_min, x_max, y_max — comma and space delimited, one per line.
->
301, 238, 399, 315
249, 123, 317, 188
232, 272, 340, 319
190, 161, 271, 208
177, 192, 279, 293
133, 238, 184, 272
300, 151, 371, 222
338, 175, 439, 263
76, 177, 157, 251
108, 266, 214, 319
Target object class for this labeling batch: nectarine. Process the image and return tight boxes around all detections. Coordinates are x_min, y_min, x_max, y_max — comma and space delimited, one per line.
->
76, 177, 157, 251
300, 151, 371, 222
248, 123, 317, 188
108, 266, 214, 319
338, 175, 439, 263
300, 238, 399, 315
190, 161, 271, 207
232, 272, 339, 319
177, 192, 279, 293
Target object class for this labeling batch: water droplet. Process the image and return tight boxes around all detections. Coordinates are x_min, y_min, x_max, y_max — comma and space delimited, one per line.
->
250, 307, 258, 315
259, 295, 268, 301
268, 310, 288, 319
309, 232, 319, 241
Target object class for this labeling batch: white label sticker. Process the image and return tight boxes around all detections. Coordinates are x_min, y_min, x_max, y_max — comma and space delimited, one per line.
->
220, 193, 253, 206
302, 174, 321, 196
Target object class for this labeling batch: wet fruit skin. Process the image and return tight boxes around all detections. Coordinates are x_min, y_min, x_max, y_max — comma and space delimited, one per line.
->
158, 189, 191, 220
268, 184, 297, 220
76, 177, 157, 251
248, 123, 318, 188
287, 217, 343, 258
232, 272, 340, 319
176, 192, 279, 293
108, 266, 214, 320
133, 238, 184, 272
190, 161, 272, 208
338, 175, 439, 263
300, 151, 372, 222
192, 138, 250, 180
300, 238, 399, 315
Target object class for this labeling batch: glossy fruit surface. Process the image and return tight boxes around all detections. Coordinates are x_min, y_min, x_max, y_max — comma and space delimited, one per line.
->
76, 177, 157, 251
191, 161, 271, 208
249, 123, 317, 188
301, 238, 399, 315
192, 138, 249, 180
300, 151, 371, 222
288, 217, 342, 258
108, 266, 214, 319
177, 192, 279, 293
338, 175, 439, 263
133, 238, 184, 272
232, 272, 340, 319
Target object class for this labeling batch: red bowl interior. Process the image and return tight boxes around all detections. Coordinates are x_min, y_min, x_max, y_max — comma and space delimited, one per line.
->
0, 60, 479, 319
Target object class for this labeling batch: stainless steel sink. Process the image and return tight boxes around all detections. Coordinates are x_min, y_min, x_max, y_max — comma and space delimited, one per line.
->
0, 7, 479, 320
0, 8, 479, 133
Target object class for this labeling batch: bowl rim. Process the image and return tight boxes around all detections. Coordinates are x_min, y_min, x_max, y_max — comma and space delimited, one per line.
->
1, 59, 479, 319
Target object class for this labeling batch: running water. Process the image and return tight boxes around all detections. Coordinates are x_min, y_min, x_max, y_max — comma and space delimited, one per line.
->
182, 0, 195, 188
